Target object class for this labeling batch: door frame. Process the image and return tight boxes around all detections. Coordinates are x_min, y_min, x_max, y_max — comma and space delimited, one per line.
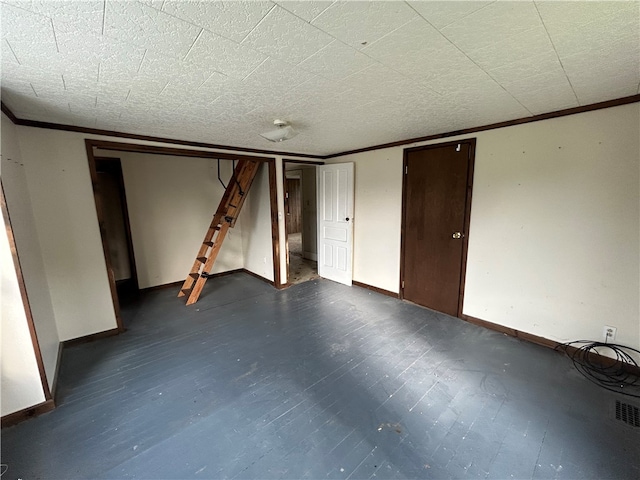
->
399, 138, 476, 317
282, 159, 324, 286
86, 139, 279, 329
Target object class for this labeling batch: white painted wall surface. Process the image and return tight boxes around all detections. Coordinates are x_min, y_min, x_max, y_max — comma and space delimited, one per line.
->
115, 152, 245, 288
241, 163, 275, 281
327, 103, 640, 350
0, 199, 46, 416
9, 124, 314, 342
327, 150, 403, 293
1, 114, 59, 385
15, 128, 118, 341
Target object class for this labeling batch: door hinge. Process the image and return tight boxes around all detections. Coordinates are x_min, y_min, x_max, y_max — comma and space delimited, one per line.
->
401, 280, 405, 289
405, 165, 407, 174
456, 143, 461, 152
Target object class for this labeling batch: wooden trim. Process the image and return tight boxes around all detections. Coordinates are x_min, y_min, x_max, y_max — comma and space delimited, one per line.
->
61, 328, 120, 348
283, 158, 325, 165
92, 139, 274, 163
50, 342, 64, 400
399, 151, 408, 299
1, 101, 19, 124
140, 269, 249, 292
85, 142, 126, 333
353, 280, 400, 299
1, 399, 55, 428
241, 268, 275, 286
325, 94, 640, 159
399, 138, 476, 318
282, 171, 290, 284
95, 157, 139, 291
5, 96, 639, 161
460, 315, 640, 376
268, 160, 282, 288
86, 140, 281, 306
0, 105, 318, 159
461, 314, 517, 337
140, 280, 184, 292
1, 181, 52, 400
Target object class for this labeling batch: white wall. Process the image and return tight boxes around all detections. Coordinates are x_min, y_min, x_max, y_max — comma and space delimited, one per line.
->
111, 151, 245, 288
15, 128, 118, 341
241, 163, 275, 281
9, 123, 310, 341
0, 195, 46, 416
328, 103, 640, 351
1, 114, 59, 386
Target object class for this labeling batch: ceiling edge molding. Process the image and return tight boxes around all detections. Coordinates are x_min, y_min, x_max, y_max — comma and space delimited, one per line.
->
3, 94, 639, 160
0, 103, 320, 160
324, 94, 640, 159
1, 102, 20, 124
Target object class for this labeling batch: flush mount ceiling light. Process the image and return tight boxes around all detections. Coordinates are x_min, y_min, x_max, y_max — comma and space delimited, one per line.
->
259, 119, 298, 142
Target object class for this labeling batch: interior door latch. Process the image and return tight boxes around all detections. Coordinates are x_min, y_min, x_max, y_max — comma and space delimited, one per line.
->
452, 232, 464, 239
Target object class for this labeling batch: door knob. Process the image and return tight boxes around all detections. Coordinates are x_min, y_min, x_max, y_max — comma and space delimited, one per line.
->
452, 232, 463, 239
345, 217, 350, 221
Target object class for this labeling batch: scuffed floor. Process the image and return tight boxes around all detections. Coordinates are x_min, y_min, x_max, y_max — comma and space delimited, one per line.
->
2, 273, 638, 479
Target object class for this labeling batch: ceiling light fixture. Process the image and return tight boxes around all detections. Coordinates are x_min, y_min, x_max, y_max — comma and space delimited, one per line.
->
259, 119, 298, 142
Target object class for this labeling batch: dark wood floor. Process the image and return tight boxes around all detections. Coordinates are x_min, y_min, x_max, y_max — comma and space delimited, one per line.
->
2, 273, 638, 479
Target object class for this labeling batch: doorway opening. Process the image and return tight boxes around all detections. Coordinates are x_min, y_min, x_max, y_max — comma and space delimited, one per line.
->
86, 139, 280, 329
94, 158, 139, 305
284, 161, 320, 286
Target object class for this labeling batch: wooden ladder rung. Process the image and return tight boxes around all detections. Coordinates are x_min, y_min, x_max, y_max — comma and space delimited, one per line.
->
179, 159, 260, 305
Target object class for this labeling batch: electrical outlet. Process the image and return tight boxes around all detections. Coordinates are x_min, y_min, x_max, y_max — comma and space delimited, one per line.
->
603, 326, 617, 343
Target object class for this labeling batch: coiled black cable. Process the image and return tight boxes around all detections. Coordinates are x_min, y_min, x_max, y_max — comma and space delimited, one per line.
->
555, 340, 640, 398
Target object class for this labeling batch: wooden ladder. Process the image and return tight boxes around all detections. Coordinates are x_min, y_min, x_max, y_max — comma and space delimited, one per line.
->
178, 159, 261, 305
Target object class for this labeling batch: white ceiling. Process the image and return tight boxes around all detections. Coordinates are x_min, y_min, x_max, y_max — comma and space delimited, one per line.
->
1, 1, 639, 156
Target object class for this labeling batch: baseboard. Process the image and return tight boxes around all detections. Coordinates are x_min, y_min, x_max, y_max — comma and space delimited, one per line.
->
140, 280, 183, 292
241, 268, 275, 286
62, 328, 120, 348
1, 399, 55, 428
303, 252, 318, 261
352, 281, 400, 299
460, 314, 640, 376
140, 269, 249, 292
50, 342, 64, 400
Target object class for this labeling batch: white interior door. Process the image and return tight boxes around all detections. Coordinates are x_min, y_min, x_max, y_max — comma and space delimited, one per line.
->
317, 163, 354, 285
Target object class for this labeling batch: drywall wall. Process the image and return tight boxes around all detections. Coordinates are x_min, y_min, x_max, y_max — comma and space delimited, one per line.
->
14, 127, 118, 341
328, 103, 640, 351
112, 151, 245, 288
327, 150, 403, 292
9, 122, 309, 341
1, 114, 59, 386
241, 163, 275, 281
301, 166, 318, 260
0, 196, 46, 416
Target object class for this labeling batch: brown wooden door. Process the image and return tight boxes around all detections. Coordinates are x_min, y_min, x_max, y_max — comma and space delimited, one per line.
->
285, 178, 302, 234
401, 141, 474, 316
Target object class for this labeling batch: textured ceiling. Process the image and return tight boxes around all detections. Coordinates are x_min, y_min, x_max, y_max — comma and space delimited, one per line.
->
1, 1, 639, 156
